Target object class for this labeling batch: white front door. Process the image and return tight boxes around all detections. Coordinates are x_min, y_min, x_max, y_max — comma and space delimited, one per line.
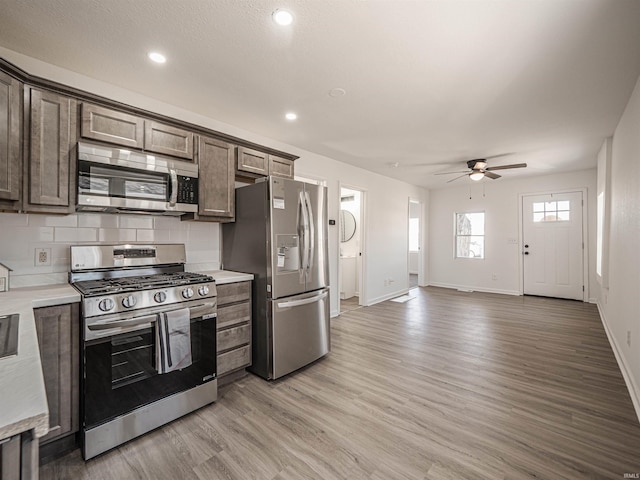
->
522, 191, 584, 300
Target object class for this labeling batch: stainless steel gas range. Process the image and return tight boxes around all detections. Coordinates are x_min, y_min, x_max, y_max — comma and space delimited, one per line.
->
69, 244, 217, 460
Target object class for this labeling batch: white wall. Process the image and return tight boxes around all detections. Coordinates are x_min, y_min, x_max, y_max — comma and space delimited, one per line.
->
0, 47, 429, 316
429, 169, 597, 298
597, 73, 640, 418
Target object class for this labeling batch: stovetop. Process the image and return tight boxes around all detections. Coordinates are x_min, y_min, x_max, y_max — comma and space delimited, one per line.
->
73, 272, 214, 297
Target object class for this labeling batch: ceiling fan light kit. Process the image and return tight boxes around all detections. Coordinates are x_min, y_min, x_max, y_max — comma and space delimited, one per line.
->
436, 157, 527, 183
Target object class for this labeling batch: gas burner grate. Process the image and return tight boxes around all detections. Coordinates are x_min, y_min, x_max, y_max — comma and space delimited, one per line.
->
73, 272, 214, 296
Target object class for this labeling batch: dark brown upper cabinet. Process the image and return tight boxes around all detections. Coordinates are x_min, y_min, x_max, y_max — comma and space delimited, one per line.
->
80, 103, 194, 161
0, 71, 22, 211
81, 103, 144, 149
268, 155, 294, 179
24, 87, 77, 214
237, 147, 294, 179
182, 135, 235, 223
144, 120, 194, 160
236, 146, 269, 177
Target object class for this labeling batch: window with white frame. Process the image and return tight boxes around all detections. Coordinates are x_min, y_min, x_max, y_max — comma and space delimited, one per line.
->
455, 212, 485, 259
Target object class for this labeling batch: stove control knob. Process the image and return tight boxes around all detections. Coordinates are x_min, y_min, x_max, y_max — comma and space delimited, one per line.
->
198, 285, 210, 296
154, 291, 167, 303
182, 287, 194, 299
122, 295, 137, 308
98, 298, 115, 312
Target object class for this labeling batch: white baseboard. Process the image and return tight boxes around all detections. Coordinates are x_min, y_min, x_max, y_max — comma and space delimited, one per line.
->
365, 288, 410, 306
330, 309, 340, 318
597, 302, 640, 424
428, 282, 520, 296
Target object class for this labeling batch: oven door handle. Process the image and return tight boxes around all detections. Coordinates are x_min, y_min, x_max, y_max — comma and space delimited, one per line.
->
87, 303, 216, 331
87, 314, 158, 331
188, 303, 216, 318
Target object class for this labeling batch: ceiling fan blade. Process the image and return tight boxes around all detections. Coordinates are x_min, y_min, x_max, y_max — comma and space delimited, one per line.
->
484, 171, 501, 180
485, 163, 527, 171
446, 174, 469, 183
434, 170, 470, 176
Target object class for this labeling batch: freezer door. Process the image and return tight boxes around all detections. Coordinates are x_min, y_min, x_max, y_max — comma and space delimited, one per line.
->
303, 183, 329, 292
269, 177, 306, 299
271, 288, 330, 379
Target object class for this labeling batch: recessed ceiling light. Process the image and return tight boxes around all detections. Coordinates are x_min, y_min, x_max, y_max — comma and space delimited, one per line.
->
329, 87, 347, 97
285, 112, 297, 121
272, 9, 294, 26
148, 52, 166, 64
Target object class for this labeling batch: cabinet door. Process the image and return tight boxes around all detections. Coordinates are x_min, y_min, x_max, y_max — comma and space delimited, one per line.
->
217, 281, 252, 306
26, 88, 76, 212
80, 103, 144, 149
0, 72, 21, 205
33, 304, 80, 444
269, 155, 294, 179
144, 120, 194, 160
236, 147, 268, 176
197, 135, 235, 218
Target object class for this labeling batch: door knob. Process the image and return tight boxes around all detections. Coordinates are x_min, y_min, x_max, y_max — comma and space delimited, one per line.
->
524, 252, 529, 255
524, 244, 529, 248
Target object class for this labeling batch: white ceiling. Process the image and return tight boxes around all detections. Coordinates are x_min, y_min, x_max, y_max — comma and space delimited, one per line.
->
1, 0, 640, 189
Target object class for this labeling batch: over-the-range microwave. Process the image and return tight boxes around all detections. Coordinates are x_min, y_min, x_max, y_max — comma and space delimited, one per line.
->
76, 142, 198, 216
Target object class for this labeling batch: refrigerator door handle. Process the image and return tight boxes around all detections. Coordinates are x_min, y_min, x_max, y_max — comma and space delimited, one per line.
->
298, 190, 310, 281
304, 191, 315, 278
277, 291, 328, 309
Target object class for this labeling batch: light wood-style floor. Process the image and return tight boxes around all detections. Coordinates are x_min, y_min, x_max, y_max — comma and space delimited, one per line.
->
42, 287, 640, 479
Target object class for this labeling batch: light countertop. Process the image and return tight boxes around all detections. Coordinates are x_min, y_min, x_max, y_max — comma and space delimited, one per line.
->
200, 270, 254, 285
0, 283, 80, 441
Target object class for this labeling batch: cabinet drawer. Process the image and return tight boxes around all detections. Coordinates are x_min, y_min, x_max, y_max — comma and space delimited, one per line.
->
217, 302, 251, 330
217, 323, 251, 353
145, 121, 193, 160
236, 147, 268, 176
217, 345, 251, 376
217, 281, 251, 305
269, 155, 294, 179
81, 103, 144, 149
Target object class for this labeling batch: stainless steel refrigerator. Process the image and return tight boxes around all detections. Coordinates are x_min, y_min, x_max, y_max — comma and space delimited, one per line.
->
222, 176, 330, 380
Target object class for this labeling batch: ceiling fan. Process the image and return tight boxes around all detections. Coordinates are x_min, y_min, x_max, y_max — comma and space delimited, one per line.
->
435, 159, 527, 183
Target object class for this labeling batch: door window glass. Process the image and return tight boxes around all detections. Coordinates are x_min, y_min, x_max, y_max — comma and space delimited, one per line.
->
532, 201, 570, 222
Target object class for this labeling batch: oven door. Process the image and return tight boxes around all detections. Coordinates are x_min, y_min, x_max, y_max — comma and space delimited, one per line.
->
83, 304, 216, 430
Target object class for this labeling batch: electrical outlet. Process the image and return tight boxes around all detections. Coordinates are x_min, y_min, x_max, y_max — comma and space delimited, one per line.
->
384, 279, 389, 286
389, 278, 395, 284
627, 331, 632, 347
35, 248, 51, 266
492, 274, 498, 281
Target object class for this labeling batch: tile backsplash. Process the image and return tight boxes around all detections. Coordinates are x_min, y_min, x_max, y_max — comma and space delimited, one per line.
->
0, 212, 220, 288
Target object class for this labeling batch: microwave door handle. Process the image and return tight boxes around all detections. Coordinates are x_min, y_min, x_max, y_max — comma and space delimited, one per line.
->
169, 169, 178, 207
87, 314, 157, 331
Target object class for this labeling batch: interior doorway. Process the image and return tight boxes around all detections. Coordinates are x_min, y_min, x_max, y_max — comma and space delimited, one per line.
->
408, 199, 422, 290
521, 191, 585, 300
339, 186, 365, 312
